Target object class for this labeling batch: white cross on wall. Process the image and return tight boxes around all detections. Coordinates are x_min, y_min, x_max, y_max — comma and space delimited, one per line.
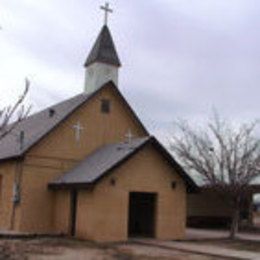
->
100, 2, 113, 25
73, 121, 84, 142
125, 129, 134, 143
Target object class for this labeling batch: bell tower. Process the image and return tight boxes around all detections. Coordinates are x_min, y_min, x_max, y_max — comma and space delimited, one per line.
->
84, 3, 121, 93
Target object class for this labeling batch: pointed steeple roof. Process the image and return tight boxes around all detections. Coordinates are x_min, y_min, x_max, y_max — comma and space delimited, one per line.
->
84, 25, 121, 67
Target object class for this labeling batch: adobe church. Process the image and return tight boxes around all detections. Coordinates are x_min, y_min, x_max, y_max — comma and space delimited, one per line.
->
0, 4, 197, 242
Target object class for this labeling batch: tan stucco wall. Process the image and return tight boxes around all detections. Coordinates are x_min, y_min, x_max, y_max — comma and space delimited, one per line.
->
16, 164, 58, 233
10, 85, 147, 233
0, 161, 16, 230
53, 190, 70, 234
28, 85, 146, 160
74, 144, 186, 242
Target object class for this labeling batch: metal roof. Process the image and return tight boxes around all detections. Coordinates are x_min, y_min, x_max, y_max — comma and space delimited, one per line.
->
84, 25, 121, 67
0, 92, 91, 161
0, 82, 148, 161
49, 136, 198, 192
49, 137, 149, 187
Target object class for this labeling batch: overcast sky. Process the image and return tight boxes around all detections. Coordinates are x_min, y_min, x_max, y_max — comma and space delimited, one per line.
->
0, 0, 259, 143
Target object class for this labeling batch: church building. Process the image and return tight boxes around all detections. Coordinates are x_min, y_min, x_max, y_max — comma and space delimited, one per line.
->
0, 5, 197, 242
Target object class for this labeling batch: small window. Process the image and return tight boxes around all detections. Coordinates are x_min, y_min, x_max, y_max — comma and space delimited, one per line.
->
101, 99, 110, 114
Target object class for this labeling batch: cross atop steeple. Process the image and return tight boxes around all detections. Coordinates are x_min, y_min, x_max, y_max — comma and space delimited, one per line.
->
100, 2, 113, 25
84, 3, 121, 93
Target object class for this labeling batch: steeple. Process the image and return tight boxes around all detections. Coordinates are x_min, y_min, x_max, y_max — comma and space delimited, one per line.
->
84, 3, 121, 94
84, 25, 121, 68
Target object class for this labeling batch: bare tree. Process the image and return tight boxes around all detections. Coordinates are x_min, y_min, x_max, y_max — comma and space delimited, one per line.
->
170, 114, 260, 239
0, 79, 30, 140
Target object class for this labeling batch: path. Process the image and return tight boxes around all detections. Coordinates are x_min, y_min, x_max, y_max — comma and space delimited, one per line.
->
186, 228, 260, 242
133, 239, 260, 260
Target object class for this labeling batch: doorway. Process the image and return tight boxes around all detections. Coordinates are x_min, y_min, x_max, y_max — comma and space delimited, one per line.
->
70, 190, 78, 236
128, 192, 157, 238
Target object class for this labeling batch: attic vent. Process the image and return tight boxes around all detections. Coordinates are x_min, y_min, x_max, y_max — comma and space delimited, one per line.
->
171, 181, 177, 189
101, 99, 110, 114
49, 109, 55, 117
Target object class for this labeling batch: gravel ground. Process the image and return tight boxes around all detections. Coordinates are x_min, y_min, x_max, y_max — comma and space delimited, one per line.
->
0, 238, 226, 260
116, 243, 225, 260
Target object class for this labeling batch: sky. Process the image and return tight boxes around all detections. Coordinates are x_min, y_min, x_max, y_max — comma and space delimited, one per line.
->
0, 0, 260, 144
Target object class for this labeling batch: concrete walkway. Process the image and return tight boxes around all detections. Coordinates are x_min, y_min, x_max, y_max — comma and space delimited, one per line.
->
134, 239, 260, 260
186, 228, 260, 242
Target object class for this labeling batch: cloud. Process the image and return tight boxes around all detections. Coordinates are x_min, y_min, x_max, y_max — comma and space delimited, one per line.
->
0, 0, 259, 145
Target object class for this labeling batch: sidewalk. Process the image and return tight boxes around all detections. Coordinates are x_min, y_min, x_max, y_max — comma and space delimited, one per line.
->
186, 228, 260, 242
134, 239, 260, 260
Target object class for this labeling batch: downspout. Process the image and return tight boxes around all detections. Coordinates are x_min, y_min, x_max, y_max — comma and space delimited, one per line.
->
10, 157, 24, 230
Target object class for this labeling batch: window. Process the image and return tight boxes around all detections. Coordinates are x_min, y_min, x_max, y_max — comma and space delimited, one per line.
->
101, 99, 110, 114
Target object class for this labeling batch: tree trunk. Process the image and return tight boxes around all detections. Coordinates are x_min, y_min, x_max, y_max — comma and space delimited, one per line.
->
230, 202, 240, 239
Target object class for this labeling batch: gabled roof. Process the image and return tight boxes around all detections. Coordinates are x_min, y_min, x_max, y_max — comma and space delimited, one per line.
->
0, 82, 148, 161
49, 137, 149, 188
84, 25, 121, 67
49, 136, 198, 193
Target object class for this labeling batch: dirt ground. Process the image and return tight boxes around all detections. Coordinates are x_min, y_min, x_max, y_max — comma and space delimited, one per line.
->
0, 238, 226, 260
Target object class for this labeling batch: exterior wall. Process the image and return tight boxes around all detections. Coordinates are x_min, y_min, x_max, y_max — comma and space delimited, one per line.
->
85, 62, 119, 93
28, 85, 146, 160
16, 159, 59, 233
187, 190, 233, 227
0, 161, 16, 230
188, 190, 253, 228
53, 190, 70, 234
188, 191, 233, 218
75, 144, 186, 242
11, 85, 147, 233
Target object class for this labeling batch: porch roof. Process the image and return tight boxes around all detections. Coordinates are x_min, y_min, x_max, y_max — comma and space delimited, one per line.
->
48, 136, 198, 192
